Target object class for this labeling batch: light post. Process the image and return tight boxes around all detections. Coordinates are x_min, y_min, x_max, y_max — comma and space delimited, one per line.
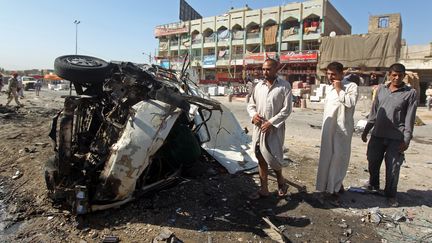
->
142, 52, 152, 64
74, 20, 81, 55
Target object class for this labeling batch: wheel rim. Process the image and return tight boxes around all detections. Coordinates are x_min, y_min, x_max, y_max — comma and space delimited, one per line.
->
65, 56, 103, 67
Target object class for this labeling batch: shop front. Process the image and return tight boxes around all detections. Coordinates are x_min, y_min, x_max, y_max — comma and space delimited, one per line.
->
279, 50, 318, 84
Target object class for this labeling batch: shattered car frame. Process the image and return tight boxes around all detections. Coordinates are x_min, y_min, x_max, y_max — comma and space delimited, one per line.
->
45, 55, 257, 214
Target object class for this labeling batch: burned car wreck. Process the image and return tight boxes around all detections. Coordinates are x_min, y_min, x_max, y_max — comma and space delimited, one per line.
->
45, 55, 257, 214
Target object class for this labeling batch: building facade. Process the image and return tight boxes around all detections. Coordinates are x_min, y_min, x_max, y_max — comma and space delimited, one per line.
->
154, 0, 350, 85
399, 42, 432, 103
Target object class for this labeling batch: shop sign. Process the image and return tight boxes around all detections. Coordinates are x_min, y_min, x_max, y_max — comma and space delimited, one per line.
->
203, 55, 216, 68
230, 59, 244, 66
154, 22, 189, 37
244, 53, 264, 64
244, 52, 277, 64
280, 51, 318, 63
160, 60, 170, 69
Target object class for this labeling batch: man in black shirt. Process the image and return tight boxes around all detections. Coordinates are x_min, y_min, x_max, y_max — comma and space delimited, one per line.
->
361, 63, 417, 207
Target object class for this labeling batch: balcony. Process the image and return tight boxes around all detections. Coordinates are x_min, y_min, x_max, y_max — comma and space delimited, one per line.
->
191, 56, 202, 61
232, 30, 244, 40
192, 39, 202, 44
282, 27, 300, 41
217, 38, 229, 46
231, 53, 244, 59
159, 42, 168, 51
246, 32, 260, 44
303, 20, 321, 40
204, 36, 215, 43
170, 40, 179, 46
218, 55, 229, 60
246, 32, 260, 39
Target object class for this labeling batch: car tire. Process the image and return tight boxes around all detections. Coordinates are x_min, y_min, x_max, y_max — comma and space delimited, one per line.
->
54, 55, 111, 85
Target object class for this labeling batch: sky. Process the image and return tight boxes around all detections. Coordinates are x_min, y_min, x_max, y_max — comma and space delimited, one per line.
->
0, 0, 431, 70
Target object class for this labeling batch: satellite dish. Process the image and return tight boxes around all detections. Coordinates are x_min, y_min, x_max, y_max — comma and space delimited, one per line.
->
329, 31, 337, 37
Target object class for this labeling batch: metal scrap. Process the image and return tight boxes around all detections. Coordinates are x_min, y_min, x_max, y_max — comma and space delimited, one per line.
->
262, 217, 291, 243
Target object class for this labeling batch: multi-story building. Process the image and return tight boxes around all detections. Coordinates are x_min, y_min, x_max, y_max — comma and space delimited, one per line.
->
154, 0, 350, 85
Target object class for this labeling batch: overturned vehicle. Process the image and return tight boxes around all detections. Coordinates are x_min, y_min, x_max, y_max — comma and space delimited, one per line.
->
45, 55, 257, 214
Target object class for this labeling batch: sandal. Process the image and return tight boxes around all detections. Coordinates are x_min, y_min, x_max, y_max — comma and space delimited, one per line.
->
277, 182, 289, 197
248, 190, 270, 200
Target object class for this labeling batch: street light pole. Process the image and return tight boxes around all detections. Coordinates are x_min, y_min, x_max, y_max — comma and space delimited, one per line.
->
142, 52, 152, 64
74, 20, 81, 55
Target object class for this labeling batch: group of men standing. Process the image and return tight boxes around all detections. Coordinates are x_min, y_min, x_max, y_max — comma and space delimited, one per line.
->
247, 59, 417, 207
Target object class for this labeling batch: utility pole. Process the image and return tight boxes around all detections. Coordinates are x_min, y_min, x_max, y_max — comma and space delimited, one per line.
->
74, 20, 81, 55
142, 52, 152, 64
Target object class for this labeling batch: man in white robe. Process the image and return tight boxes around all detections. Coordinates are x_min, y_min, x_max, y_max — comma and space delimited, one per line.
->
247, 59, 292, 199
316, 62, 358, 203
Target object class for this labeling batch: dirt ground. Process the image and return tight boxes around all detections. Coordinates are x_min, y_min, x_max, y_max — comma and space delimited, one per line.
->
1, 90, 431, 242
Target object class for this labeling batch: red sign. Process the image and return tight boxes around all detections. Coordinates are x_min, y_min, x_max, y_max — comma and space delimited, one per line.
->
154, 24, 189, 37
280, 51, 318, 63
218, 77, 243, 83
244, 52, 277, 64
199, 79, 219, 84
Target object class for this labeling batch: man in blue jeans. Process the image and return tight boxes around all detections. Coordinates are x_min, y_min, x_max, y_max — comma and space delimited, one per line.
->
361, 63, 417, 207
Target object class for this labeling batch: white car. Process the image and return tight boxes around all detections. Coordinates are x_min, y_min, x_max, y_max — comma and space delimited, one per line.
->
45, 55, 257, 214
21, 76, 37, 90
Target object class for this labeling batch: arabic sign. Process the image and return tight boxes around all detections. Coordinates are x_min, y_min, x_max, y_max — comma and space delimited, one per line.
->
280, 51, 318, 63
230, 60, 244, 66
203, 55, 216, 68
154, 22, 189, 37
160, 60, 170, 69
244, 52, 277, 64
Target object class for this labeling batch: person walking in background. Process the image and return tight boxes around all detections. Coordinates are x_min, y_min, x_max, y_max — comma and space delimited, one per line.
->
426, 83, 432, 111
315, 62, 358, 205
17, 75, 24, 98
35, 79, 42, 96
6, 73, 23, 107
369, 72, 379, 86
245, 67, 262, 103
0, 73, 4, 94
361, 63, 417, 207
247, 58, 292, 199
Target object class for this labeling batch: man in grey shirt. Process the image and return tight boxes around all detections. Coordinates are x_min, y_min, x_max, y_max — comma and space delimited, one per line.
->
361, 63, 417, 207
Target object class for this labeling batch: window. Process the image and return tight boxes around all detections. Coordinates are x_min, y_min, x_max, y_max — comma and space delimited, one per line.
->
288, 42, 300, 51
304, 40, 319, 50
378, 17, 389, 28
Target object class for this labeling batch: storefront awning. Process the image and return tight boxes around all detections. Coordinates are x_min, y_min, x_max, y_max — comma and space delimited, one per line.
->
44, 74, 62, 80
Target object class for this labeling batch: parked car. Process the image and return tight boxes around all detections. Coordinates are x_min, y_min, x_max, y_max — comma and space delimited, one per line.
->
48, 80, 70, 90
21, 76, 37, 90
45, 55, 257, 214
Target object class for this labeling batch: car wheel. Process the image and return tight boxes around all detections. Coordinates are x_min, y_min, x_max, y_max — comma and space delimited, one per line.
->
54, 55, 111, 85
